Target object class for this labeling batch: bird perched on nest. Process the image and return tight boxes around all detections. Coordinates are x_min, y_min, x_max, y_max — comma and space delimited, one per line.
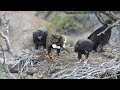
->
88, 19, 113, 52
33, 29, 48, 50
74, 39, 94, 64
45, 33, 66, 61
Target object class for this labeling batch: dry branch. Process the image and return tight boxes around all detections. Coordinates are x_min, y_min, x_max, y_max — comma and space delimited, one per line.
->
0, 31, 10, 51
0, 11, 10, 51
100, 11, 119, 21
95, 12, 105, 25
97, 19, 120, 36
0, 11, 17, 57
0, 45, 16, 79
51, 54, 120, 79
3, 11, 10, 34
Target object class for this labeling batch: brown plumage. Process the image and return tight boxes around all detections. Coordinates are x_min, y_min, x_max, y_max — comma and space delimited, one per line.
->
46, 33, 65, 59
88, 19, 113, 52
74, 39, 94, 60
33, 29, 48, 50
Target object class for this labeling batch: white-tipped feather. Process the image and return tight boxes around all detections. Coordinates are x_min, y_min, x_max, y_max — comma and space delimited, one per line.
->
63, 35, 68, 48
52, 44, 61, 49
63, 35, 67, 44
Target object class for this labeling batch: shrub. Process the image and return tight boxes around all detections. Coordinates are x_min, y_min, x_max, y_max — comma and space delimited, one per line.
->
35, 11, 86, 34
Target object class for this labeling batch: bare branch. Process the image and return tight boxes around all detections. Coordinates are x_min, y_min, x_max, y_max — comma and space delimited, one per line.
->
95, 12, 105, 25
51, 54, 120, 79
0, 31, 11, 51
100, 11, 119, 21
2, 11, 10, 34
0, 45, 16, 79
0, 45, 5, 64
0, 11, 16, 57
0, 11, 10, 51
97, 19, 120, 36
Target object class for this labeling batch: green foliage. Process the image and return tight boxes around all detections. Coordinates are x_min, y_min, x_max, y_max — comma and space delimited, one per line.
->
46, 12, 86, 33
35, 11, 86, 33
45, 12, 67, 32
35, 11, 46, 17
35, 11, 53, 20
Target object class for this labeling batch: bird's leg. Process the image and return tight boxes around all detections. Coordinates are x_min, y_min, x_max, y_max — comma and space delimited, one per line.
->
75, 59, 82, 64
50, 52, 55, 60
85, 53, 89, 59
53, 56, 59, 63
43, 49, 47, 53
83, 59, 89, 66
75, 52, 82, 64
35, 43, 39, 50
53, 49, 60, 62
83, 53, 89, 66
43, 43, 46, 49
45, 47, 52, 59
45, 54, 51, 60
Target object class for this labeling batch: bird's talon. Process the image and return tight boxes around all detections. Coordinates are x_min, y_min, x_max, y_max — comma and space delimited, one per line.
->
45, 55, 51, 59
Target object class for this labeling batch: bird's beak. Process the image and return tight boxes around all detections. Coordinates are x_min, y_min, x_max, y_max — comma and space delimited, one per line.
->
85, 50, 88, 54
38, 36, 42, 40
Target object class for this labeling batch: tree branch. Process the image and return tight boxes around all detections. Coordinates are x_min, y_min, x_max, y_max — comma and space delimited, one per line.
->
0, 45, 16, 79
0, 11, 16, 57
100, 11, 119, 21
0, 31, 11, 51
95, 12, 105, 25
97, 19, 120, 36
2, 11, 10, 35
